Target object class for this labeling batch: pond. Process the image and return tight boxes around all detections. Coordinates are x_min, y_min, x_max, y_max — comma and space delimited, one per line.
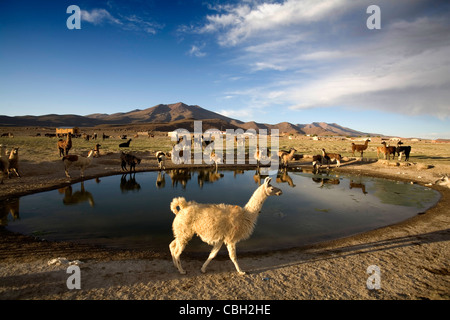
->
0, 167, 440, 253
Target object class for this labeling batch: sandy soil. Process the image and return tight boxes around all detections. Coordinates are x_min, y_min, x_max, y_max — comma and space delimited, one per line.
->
0, 152, 449, 300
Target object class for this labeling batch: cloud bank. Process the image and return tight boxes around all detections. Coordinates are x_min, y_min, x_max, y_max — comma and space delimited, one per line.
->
196, 0, 450, 119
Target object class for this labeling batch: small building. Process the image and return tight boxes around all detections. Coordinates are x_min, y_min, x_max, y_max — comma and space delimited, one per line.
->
56, 127, 80, 137
137, 131, 150, 137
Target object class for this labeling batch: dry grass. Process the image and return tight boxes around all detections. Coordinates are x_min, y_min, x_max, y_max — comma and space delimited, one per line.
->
1, 129, 449, 166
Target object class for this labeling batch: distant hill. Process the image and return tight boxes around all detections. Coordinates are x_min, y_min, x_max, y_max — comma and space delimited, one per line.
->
0, 102, 377, 137
86, 102, 237, 124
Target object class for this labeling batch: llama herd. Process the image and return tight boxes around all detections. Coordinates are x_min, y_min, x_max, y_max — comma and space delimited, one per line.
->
0, 135, 421, 184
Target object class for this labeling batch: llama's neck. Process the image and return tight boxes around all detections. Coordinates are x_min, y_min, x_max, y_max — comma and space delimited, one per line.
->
84, 152, 94, 163
244, 185, 269, 216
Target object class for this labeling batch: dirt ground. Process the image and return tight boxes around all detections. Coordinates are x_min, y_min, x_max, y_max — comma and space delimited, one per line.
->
0, 146, 449, 301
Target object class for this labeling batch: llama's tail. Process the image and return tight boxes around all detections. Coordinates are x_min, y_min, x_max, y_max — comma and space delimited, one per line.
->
170, 197, 187, 215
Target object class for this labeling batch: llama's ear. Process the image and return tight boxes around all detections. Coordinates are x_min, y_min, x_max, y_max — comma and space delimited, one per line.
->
264, 177, 272, 185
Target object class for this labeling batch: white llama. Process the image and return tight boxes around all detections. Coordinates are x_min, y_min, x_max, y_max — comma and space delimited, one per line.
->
169, 177, 282, 275
63, 149, 95, 178
210, 150, 223, 172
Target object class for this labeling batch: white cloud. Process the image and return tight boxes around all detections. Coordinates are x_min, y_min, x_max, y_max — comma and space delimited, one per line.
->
81, 9, 122, 25
188, 45, 207, 57
195, 0, 450, 119
200, 0, 353, 46
81, 8, 162, 35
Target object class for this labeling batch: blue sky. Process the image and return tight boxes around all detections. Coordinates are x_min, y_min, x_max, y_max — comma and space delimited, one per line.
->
1, 0, 449, 139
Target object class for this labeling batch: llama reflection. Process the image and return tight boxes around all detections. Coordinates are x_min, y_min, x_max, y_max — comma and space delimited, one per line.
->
350, 180, 368, 195
312, 176, 340, 188
0, 198, 20, 226
156, 171, 166, 189
197, 168, 224, 188
276, 168, 296, 188
253, 167, 270, 186
120, 173, 141, 193
60, 182, 95, 207
168, 169, 192, 189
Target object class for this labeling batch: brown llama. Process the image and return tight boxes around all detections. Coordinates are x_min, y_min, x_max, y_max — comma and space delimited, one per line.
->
351, 139, 370, 157
377, 141, 396, 160
57, 133, 72, 157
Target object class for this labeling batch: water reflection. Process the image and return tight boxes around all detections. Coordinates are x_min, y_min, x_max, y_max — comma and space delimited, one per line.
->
168, 169, 192, 188
156, 171, 166, 189
0, 198, 20, 226
311, 176, 340, 188
350, 180, 368, 195
120, 173, 141, 193
253, 167, 270, 185
197, 169, 224, 188
276, 168, 296, 188
4, 168, 440, 252
59, 182, 95, 207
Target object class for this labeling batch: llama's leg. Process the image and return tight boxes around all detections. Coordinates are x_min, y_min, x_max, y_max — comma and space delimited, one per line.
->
12, 169, 20, 177
64, 164, 71, 178
169, 239, 187, 274
201, 241, 223, 273
226, 243, 245, 275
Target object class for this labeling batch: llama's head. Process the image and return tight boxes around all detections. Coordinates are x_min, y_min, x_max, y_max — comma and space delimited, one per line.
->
263, 177, 282, 196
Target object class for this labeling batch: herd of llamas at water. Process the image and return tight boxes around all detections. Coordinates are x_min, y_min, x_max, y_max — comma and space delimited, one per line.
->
2, 134, 449, 275
0, 135, 416, 184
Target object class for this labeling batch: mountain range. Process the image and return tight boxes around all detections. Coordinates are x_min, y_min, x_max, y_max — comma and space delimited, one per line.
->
0, 102, 376, 137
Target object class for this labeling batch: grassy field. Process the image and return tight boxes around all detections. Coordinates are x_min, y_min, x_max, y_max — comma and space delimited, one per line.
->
1, 129, 450, 166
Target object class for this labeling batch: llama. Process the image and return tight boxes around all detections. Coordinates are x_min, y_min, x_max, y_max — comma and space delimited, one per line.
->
254, 147, 262, 168
0, 145, 9, 184
169, 177, 282, 275
119, 139, 132, 148
278, 148, 296, 168
435, 176, 450, 189
312, 154, 324, 169
156, 151, 166, 170
322, 148, 341, 168
396, 141, 411, 161
210, 151, 223, 172
57, 133, 72, 157
63, 149, 95, 178
120, 152, 141, 172
351, 139, 370, 157
377, 141, 396, 160
93, 143, 101, 157
8, 147, 20, 178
